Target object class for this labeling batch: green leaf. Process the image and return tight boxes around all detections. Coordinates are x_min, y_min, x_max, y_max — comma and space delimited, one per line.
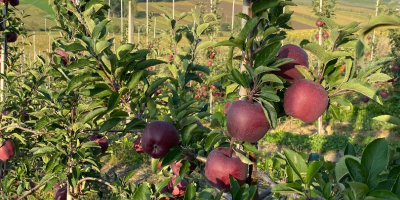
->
243, 142, 259, 154
344, 143, 356, 156
30, 147, 56, 156
306, 161, 324, 186
335, 155, 360, 182
373, 115, 400, 126
361, 138, 389, 189
81, 107, 107, 124
161, 147, 183, 167
127, 71, 143, 89
392, 175, 400, 199
95, 41, 112, 54
346, 157, 367, 183
366, 190, 399, 200
360, 15, 400, 38
231, 69, 247, 87
146, 77, 169, 95
107, 91, 121, 112
132, 184, 151, 200
339, 79, 382, 105
65, 43, 86, 52
92, 19, 110, 39
261, 74, 283, 84
184, 183, 196, 200
81, 141, 100, 149
99, 118, 124, 133
35, 116, 51, 130
369, 73, 393, 83
251, 0, 279, 15
258, 98, 278, 129
283, 149, 307, 183
271, 182, 304, 195
204, 130, 222, 151
155, 178, 170, 193
66, 73, 102, 93
254, 41, 281, 67
124, 171, 136, 183
348, 182, 369, 200
42, 177, 58, 193
234, 149, 252, 165
295, 65, 314, 80
196, 23, 209, 35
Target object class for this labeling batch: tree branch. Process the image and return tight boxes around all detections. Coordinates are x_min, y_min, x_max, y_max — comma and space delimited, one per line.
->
18, 175, 56, 200
77, 177, 117, 191
0, 125, 46, 136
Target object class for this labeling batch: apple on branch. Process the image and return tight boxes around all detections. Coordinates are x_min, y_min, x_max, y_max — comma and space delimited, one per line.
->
205, 147, 248, 192
141, 121, 179, 158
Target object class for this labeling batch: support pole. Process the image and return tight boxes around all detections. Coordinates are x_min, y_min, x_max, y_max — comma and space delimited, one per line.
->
154, 17, 156, 39
231, 0, 235, 34
128, 1, 133, 43
121, 0, 123, 40
172, 0, 175, 19
1, 3, 7, 102
371, 0, 380, 60
317, 0, 323, 134
146, 0, 149, 46
239, 0, 250, 99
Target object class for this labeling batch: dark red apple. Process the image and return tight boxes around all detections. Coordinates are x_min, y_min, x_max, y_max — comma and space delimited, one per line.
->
88, 134, 109, 154
0, 140, 15, 161
284, 79, 328, 123
392, 65, 399, 72
141, 121, 179, 158
380, 90, 389, 98
316, 20, 324, 27
205, 147, 248, 192
6, 32, 17, 43
273, 44, 309, 82
133, 137, 144, 153
224, 98, 239, 115
367, 36, 372, 40
362, 96, 369, 103
10, 0, 18, 6
167, 177, 188, 197
21, 111, 30, 121
226, 100, 270, 142
53, 186, 67, 200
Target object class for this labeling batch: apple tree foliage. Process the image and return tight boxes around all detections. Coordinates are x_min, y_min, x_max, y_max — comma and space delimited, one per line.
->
0, 0, 400, 199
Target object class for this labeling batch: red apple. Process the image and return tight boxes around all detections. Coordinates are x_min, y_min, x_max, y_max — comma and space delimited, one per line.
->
141, 121, 179, 158
198, 72, 203, 77
133, 137, 144, 153
6, 32, 17, 43
226, 100, 270, 142
168, 54, 173, 62
205, 147, 248, 192
202, 85, 207, 91
53, 186, 67, 200
362, 97, 369, 103
194, 95, 199, 99
0, 140, 15, 161
157, 89, 162, 94
209, 54, 214, 59
380, 90, 389, 98
315, 33, 319, 40
224, 98, 239, 115
273, 44, 309, 82
323, 31, 329, 38
367, 36, 372, 40
51, 50, 69, 66
148, 66, 153, 71
392, 65, 399, 72
88, 134, 109, 154
10, 0, 18, 6
284, 79, 328, 123
207, 60, 212, 66
316, 20, 324, 27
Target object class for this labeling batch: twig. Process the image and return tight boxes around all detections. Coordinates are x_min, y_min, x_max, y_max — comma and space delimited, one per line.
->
76, 177, 117, 191
0, 125, 46, 136
18, 175, 56, 200
182, 149, 207, 163
82, 129, 141, 133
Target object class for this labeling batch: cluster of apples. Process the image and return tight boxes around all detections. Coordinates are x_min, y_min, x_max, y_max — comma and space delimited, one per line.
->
206, 46, 217, 66
315, 20, 329, 40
